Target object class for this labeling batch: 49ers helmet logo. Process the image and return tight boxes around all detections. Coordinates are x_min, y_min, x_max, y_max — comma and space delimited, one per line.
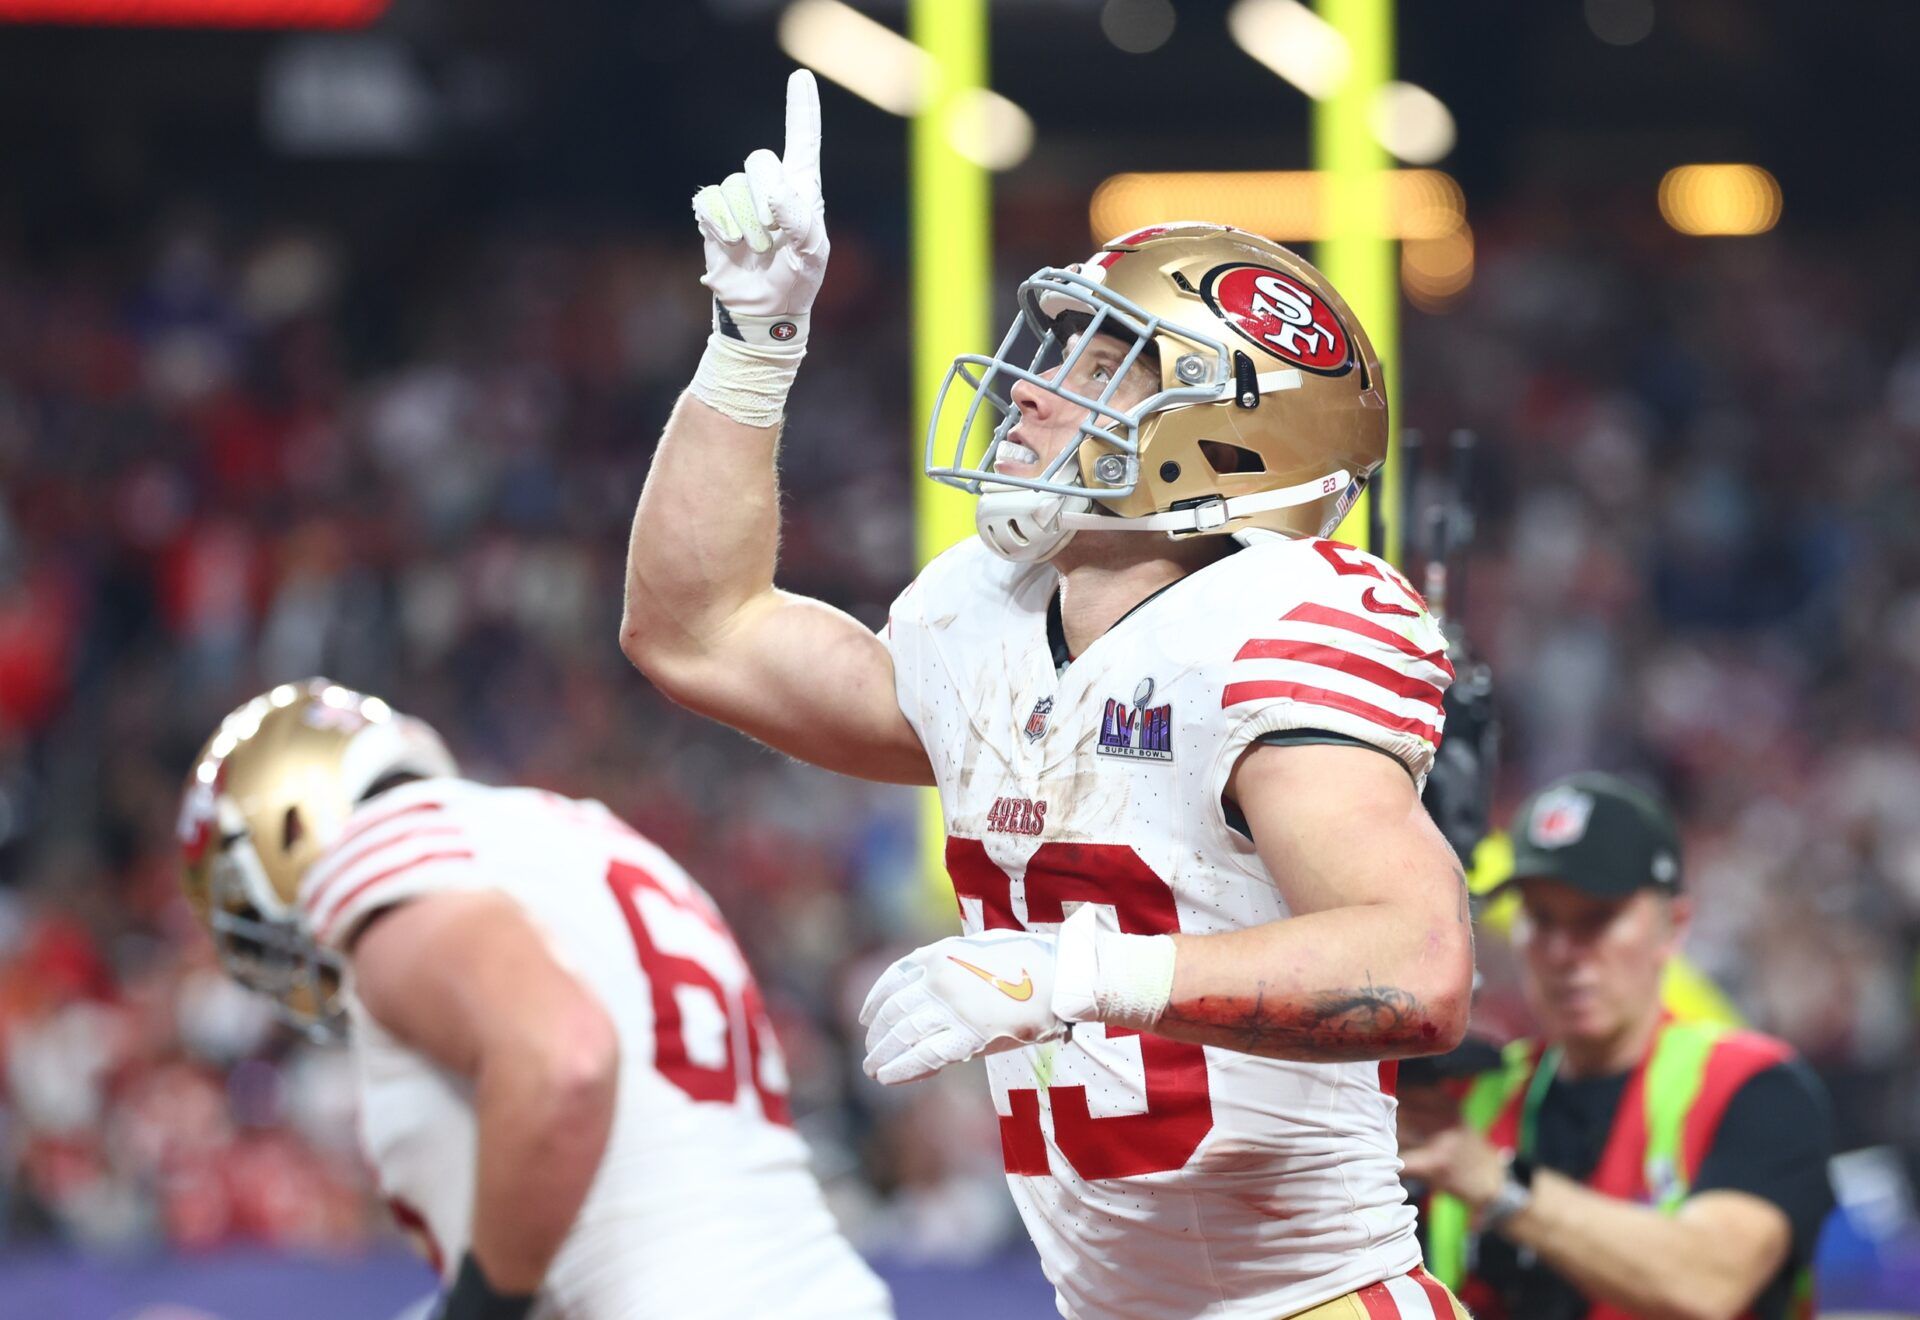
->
1200, 263, 1353, 375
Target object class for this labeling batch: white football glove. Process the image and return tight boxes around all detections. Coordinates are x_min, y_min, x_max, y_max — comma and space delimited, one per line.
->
858, 906, 1179, 1086
861, 925, 1070, 1086
691, 68, 829, 351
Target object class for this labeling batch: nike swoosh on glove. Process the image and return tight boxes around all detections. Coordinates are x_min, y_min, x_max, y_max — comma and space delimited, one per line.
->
859, 925, 1069, 1086
690, 68, 829, 349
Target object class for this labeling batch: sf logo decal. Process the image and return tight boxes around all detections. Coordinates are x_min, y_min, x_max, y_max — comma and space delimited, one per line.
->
1201, 263, 1354, 375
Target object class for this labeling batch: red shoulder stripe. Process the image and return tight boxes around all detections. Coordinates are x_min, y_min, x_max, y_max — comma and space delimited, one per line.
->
1220, 679, 1439, 745
1282, 603, 1457, 680
329, 799, 441, 853
304, 825, 465, 915
314, 850, 475, 944
1234, 638, 1445, 709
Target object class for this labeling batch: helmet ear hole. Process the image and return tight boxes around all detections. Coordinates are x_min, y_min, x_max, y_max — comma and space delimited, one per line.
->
281, 806, 305, 854
1198, 441, 1265, 475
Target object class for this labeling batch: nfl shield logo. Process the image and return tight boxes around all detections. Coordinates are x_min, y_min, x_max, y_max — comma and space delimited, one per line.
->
1024, 696, 1053, 742
1529, 787, 1596, 849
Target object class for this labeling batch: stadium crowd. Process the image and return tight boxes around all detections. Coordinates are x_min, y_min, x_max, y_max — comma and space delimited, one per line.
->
1, 192, 1916, 1259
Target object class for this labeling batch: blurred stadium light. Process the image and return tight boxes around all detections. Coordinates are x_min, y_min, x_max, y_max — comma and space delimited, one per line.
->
778, 0, 1031, 170
779, 0, 933, 116
263, 36, 435, 156
1401, 224, 1474, 311
1659, 163, 1784, 236
945, 88, 1033, 172
1090, 169, 1464, 243
1099, 0, 1177, 55
1228, 0, 1352, 101
1093, 166, 1476, 316
1231, 0, 1452, 169
1369, 81, 1455, 165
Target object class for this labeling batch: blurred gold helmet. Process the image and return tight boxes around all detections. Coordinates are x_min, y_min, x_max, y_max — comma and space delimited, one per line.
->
927, 223, 1387, 562
177, 678, 458, 1037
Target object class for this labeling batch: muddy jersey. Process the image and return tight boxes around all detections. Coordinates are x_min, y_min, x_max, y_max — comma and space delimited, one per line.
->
299, 779, 891, 1320
884, 534, 1454, 1320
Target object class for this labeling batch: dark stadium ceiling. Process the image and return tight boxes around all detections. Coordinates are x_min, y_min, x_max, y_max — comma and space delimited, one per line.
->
0, 0, 1913, 251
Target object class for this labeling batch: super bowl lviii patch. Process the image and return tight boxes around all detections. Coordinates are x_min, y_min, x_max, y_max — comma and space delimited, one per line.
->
1097, 677, 1173, 763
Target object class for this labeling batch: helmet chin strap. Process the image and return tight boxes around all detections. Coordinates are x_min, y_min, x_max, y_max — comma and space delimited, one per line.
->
975, 469, 1350, 564
975, 488, 1087, 563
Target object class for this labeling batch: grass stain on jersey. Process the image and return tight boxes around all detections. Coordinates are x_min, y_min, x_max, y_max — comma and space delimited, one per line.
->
1031, 1040, 1057, 1089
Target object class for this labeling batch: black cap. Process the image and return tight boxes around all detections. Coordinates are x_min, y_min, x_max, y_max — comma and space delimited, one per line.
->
1504, 772, 1682, 900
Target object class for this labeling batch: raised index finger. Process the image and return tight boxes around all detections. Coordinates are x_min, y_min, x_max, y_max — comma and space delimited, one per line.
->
783, 68, 821, 183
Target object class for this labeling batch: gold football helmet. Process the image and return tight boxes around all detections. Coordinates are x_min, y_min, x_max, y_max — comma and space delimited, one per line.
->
927, 223, 1387, 562
177, 678, 458, 1036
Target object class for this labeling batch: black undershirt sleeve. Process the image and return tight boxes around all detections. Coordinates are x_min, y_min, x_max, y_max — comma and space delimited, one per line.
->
1222, 730, 1408, 840
1255, 729, 1402, 756
1689, 1060, 1836, 1258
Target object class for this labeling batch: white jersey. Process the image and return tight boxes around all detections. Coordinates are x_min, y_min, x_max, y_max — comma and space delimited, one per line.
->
298, 779, 892, 1320
883, 534, 1454, 1320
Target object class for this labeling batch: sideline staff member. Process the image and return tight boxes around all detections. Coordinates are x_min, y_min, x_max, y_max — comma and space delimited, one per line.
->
1403, 773, 1834, 1320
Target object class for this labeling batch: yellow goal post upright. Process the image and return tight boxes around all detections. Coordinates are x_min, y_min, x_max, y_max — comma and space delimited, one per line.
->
1314, 0, 1402, 568
909, 0, 990, 919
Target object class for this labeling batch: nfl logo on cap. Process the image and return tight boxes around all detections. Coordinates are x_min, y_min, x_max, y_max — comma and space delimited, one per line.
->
1529, 786, 1595, 849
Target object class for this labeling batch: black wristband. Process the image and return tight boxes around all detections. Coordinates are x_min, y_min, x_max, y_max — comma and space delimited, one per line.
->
1509, 1154, 1536, 1189
436, 1253, 537, 1320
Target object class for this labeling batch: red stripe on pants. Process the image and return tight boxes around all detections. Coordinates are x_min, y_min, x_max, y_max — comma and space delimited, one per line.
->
1356, 1279, 1402, 1318
1412, 1267, 1455, 1316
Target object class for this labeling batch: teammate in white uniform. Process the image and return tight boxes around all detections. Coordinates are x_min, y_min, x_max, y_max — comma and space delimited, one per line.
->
178, 679, 891, 1320
622, 72, 1474, 1319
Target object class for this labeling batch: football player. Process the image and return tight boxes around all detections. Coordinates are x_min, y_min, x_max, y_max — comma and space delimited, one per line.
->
621, 71, 1474, 1319
177, 679, 892, 1320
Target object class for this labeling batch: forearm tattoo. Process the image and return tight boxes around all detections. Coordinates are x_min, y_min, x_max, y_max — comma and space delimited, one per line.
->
1157, 974, 1440, 1061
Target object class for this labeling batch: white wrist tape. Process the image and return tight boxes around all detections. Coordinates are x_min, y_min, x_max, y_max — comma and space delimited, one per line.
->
1051, 904, 1177, 1031
689, 331, 805, 430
